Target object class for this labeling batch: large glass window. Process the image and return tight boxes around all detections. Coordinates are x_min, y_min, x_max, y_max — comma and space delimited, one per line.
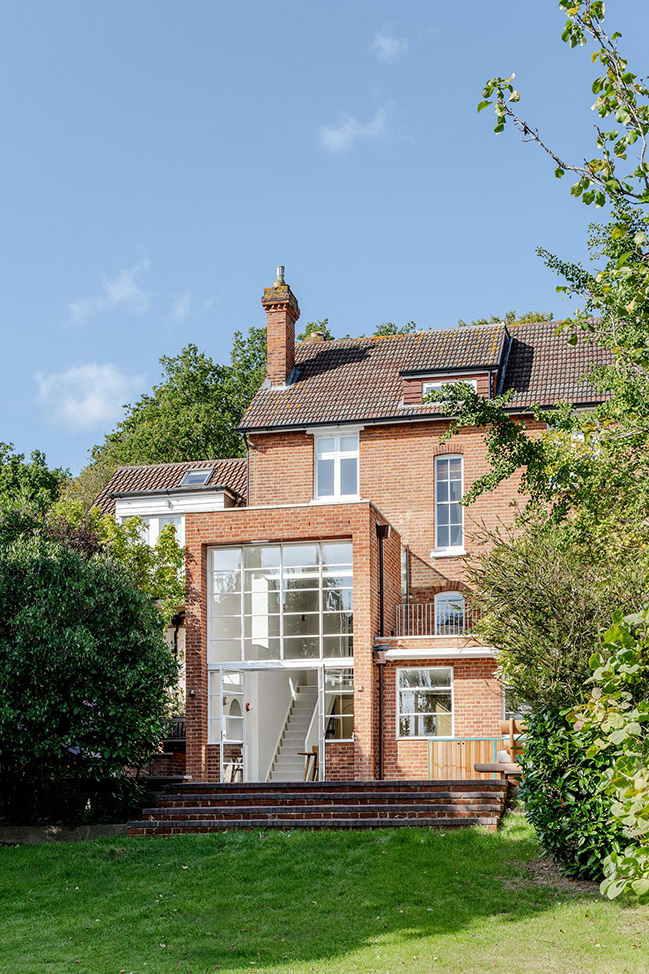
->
324, 668, 354, 740
315, 434, 359, 501
209, 541, 353, 662
435, 455, 464, 552
397, 667, 453, 738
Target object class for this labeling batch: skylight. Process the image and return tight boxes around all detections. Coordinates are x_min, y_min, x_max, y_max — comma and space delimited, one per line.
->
180, 469, 211, 487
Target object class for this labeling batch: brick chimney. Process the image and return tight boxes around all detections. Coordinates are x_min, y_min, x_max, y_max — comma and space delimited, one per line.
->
262, 265, 300, 387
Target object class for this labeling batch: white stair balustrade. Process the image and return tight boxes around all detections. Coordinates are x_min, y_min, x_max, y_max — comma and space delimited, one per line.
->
268, 686, 318, 782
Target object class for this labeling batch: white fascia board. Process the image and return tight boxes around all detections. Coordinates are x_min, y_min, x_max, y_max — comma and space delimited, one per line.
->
306, 424, 365, 437
384, 646, 496, 660
115, 490, 227, 519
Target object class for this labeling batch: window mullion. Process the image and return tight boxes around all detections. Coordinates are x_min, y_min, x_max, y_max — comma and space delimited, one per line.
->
239, 553, 244, 661
279, 544, 284, 661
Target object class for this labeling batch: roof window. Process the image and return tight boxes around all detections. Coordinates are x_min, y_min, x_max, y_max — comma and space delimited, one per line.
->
180, 468, 212, 487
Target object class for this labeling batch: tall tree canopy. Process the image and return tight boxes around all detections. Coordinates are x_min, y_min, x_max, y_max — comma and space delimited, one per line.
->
0, 442, 68, 511
437, 0, 649, 896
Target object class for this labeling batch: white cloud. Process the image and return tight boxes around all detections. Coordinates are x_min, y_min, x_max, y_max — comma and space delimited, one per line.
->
68, 260, 151, 323
171, 290, 193, 322
371, 28, 409, 64
170, 291, 217, 322
36, 363, 145, 432
319, 107, 389, 154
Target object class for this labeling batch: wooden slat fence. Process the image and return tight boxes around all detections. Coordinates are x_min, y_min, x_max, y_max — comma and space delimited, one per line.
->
427, 737, 509, 780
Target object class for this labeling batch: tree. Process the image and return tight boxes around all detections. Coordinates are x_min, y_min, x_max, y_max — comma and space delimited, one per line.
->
457, 310, 553, 327
432, 1, 649, 892
0, 442, 68, 511
468, 518, 649, 710
297, 318, 334, 341
373, 321, 417, 336
0, 534, 178, 823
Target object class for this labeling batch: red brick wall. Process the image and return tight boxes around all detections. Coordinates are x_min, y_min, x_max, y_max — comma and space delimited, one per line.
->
248, 432, 313, 507
381, 657, 502, 779
248, 418, 543, 605
324, 742, 354, 780
184, 501, 400, 782
185, 416, 539, 783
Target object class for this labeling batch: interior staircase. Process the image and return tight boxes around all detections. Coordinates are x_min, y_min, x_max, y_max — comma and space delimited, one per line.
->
268, 685, 318, 782
127, 779, 509, 835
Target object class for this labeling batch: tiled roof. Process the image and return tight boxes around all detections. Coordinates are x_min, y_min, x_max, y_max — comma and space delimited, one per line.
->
502, 321, 611, 407
239, 322, 610, 431
240, 325, 508, 430
95, 458, 247, 515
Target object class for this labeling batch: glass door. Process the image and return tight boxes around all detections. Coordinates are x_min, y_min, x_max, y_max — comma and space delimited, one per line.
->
220, 670, 245, 782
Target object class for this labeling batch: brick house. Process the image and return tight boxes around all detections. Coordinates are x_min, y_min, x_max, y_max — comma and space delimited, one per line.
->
99, 267, 608, 786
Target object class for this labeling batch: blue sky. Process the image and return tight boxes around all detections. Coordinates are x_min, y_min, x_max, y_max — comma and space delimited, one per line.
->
2, 1, 646, 473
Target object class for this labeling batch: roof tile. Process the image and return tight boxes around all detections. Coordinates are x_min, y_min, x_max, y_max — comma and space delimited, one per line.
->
240, 322, 610, 430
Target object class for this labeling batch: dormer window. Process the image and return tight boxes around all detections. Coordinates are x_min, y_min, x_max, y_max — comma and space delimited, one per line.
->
422, 378, 478, 399
181, 469, 211, 487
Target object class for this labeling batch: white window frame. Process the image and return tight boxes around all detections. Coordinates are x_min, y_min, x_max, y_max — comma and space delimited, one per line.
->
323, 665, 355, 743
396, 666, 454, 740
422, 378, 478, 402
120, 513, 185, 547
313, 432, 360, 502
433, 454, 465, 555
207, 541, 354, 666
434, 591, 466, 635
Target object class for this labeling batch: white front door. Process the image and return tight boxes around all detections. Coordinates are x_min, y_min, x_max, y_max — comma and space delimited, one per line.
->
220, 670, 246, 782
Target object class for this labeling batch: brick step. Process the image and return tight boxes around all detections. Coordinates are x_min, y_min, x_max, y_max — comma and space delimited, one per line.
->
127, 815, 496, 835
141, 802, 505, 819
168, 780, 507, 795
154, 790, 506, 806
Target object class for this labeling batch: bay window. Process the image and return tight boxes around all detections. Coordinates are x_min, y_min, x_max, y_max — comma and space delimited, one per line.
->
397, 667, 453, 738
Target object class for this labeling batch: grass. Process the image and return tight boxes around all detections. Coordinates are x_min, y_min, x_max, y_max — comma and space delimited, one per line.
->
0, 811, 647, 974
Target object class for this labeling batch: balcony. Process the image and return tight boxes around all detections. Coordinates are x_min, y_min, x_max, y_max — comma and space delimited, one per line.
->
395, 602, 479, 637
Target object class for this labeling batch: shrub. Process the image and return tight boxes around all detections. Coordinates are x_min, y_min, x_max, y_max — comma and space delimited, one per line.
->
520, 707, 627, 879
0, 536, 178, 824
575, 610, 649, 901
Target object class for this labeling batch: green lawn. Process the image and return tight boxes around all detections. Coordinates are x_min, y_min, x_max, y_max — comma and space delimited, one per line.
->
0, 812, 647, 974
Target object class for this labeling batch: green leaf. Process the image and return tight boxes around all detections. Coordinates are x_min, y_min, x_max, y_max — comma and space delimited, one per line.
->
477, 100, 492, 112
